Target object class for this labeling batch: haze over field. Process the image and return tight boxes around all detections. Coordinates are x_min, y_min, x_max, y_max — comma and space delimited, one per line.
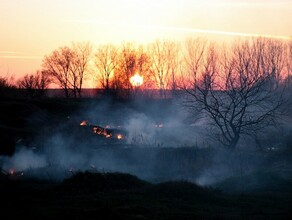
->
1, 0, 292, 85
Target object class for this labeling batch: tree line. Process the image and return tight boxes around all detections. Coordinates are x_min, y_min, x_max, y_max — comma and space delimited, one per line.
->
2, 37, 291, 99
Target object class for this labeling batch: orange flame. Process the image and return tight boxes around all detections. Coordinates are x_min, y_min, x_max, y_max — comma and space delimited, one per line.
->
80, 120, 88, 126
117, 134, 123, 140
105, 133, 112, 138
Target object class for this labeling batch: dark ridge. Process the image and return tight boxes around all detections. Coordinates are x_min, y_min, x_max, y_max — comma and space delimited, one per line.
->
57, 171, 151, 193
1, 171, 292, 219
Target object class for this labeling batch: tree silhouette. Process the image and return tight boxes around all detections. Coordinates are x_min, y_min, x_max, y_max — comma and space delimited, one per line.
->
17, 71, 50, 98
184, 39, 287, 150
42, 42, 91, 98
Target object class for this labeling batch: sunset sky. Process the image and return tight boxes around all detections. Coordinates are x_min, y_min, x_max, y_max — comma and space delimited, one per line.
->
0, 0, 292, 80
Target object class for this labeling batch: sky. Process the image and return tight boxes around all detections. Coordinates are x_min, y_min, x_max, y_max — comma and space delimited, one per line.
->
0, 0, 292, 81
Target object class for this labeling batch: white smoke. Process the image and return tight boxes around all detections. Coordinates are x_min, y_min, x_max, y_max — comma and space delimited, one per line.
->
125, 113, 157, 145
1, 147, 47, 171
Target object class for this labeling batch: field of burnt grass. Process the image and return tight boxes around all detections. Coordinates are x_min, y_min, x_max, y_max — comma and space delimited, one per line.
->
1, 97, 292, 219
1, 171, 292, 220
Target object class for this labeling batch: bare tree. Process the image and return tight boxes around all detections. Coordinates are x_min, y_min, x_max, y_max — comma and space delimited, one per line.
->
113, 42, 137, 98
0, 76, 16, 98
38, 71, 52, 94
286, 40, 292, 85
42, 43, 91, 98
17, 73, 35, 97
167, 41, 181, 95
183, 37, 207, 89
94, 44, 118, 93
184, 39, 286, 150
134, 45, 152, 96
42, 46, 73, 98
0, 76, 13, 89
70, 42, 92, 97
17, 71, 51, 98
148, 40, 173, 98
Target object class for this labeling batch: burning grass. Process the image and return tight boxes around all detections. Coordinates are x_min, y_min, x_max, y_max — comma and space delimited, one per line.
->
79, 120, 128, 144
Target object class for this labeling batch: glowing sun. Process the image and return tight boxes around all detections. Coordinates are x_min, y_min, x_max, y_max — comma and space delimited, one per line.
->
130, 73, 143, 87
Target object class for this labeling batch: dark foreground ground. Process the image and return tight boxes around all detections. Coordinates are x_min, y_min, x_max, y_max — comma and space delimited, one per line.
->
1, 171, 292, 220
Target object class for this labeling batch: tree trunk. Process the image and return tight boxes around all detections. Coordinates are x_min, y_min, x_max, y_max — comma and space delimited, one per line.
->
228, 134, 240, 150
65, 88, 69, 98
